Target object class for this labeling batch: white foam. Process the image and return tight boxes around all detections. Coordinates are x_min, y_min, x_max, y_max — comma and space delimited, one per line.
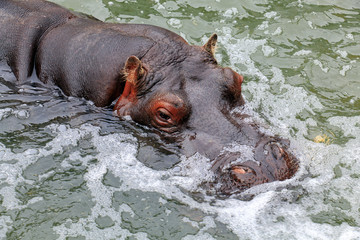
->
294, 50, 312, 56
307, 20, 314, 29
313, 59, 329, 73
49, 124, 213, 238
223, 8, 239, 18
0, 124, 138, 239
169, 153, 213, 192
14, 109, 30, 120
265, 11, 277, 19
167, 18, 182, 29
336, 50, 348, 58
0, 215, 12, 239
328, 115, 360, 137
262, 45, 276, 57
218, 27, 268, 81
182, 216, 217, 240
258, 21, 269, 30
41, 123, 295, 239
0, 107, 31, 121
339, 65, 352, 76
272, 27, 282, 35
0, 108, 12, 121
346, 33, 354, 40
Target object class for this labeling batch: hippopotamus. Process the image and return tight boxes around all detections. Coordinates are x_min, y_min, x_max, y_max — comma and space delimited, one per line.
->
0, 0, 299, 196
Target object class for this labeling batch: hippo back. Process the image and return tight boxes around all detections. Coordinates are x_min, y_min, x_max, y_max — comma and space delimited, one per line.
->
35, 19, 192, 106
0, 0, 75, 81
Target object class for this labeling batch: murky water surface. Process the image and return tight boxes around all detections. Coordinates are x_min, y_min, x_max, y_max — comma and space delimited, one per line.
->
1, 0, 359, 239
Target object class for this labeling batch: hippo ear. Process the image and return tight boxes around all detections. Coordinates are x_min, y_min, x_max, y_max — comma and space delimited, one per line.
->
203, 33, 218, 58
113, 56, 144, 117
124, 56, 144, 84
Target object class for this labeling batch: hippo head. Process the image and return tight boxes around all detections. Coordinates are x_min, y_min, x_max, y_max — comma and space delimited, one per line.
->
113, 34, 299, 195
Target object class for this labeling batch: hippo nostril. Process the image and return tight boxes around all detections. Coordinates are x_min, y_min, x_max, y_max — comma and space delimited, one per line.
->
270, 143, 286, 160
266, 142, 299, 181
230, 165, 256, 182
231, 166, 254, 174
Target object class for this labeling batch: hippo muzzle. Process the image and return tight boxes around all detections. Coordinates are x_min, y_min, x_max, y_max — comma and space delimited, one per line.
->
210, 137, 299, 195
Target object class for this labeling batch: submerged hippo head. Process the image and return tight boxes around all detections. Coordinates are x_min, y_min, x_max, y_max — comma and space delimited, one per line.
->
113, 34, 299, 195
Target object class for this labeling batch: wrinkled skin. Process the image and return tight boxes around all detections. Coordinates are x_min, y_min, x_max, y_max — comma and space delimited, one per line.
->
0, 0, 299, 196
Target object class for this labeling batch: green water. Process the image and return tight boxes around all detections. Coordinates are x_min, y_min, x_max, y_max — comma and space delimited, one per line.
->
0, 0, 359, 239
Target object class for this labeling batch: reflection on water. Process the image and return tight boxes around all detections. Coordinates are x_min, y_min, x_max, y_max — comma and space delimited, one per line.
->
0, 0, 359, 239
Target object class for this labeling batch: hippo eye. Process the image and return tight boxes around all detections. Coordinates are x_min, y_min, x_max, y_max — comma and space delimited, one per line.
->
155, 108, 174, 126
158, 109, 171, 122
148, 93, 189, 133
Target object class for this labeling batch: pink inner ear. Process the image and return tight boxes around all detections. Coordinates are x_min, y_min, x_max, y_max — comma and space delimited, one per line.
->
113, 80, 137, 117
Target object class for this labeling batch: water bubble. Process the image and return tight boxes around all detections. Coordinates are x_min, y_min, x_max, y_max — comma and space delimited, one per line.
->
339, 65, 351, 76
0, 108, 12, 120
264, 11, 277, 19
258, 21, 269, 30
223, 8, 238, 18
313, 60, 329, 73
294, 50, 312, 56
307, 21, 314, 29
24, 149, 39, 156
167, 18, 182, 29
155, 3, 165, 10
272, 27, 282, 36
14, 110, 30, 120
336, 50, 348, 58
57, 125, 67, 132
173, 166, 181, 172
346, 33, 354, 40
262, 45, 276, 57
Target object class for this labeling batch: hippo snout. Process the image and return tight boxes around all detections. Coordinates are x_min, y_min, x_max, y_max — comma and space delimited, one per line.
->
210, 138, 299, 195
